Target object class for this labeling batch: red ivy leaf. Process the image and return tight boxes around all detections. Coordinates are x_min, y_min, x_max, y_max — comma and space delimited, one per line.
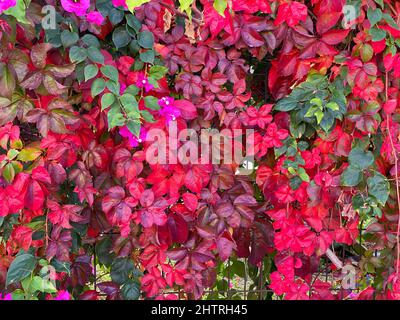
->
182, 193, 198, 211
321, 29, 350, 45
275, 1, 308, 27
11, 226, 33, 251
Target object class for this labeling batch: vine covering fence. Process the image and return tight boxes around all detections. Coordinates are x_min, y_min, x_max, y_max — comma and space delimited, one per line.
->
0, 0, 400, 301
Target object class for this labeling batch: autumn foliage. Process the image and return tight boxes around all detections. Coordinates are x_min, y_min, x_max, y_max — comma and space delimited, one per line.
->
0, 0, 400, 301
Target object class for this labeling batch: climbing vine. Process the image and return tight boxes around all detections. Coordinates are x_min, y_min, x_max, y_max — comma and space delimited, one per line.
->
0, 0, 400, 300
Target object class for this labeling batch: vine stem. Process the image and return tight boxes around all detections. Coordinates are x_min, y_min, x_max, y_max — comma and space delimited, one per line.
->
384, 71, 400, 277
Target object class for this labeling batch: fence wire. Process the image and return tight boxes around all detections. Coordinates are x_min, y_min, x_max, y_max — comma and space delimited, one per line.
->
92, 225, 388, 300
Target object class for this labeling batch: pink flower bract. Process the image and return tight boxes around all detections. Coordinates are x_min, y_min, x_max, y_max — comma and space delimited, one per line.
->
136, 73, 154, 93
86, 11, 105, 25
61, 0, 90, 17
112, 0, 127, 9
0, 0, 16, 14
55, 290, 70, 300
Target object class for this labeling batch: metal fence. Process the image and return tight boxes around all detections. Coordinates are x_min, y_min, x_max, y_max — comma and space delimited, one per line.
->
89, 220, 387, 300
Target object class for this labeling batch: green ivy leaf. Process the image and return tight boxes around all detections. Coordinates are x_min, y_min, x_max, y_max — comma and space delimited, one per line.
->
129, 39, 140, 54
360, 44, 374, 62
87, 46, 105, 65
297, 141, 309, 151
319, 110, 334, 132
7, 149, 18, 160
91, 78, 106, 97
297, 167, 310, 182
45, 30, 62, 48
367, 173, 390, 206
29, 276, 57, 293
290, 176, 303, 190
11, 289, 25, 300
101, 93, 116, 111
127, 120, 141, 137
382, 13, 400, 30
3, 162, 15, 183
314, 109, 324, 124
106, 80, 120, 96
6, 253, 36, 287
121, 280, 140, 300
213, 0, 228, 16
144, 95, 160, 110
138, 31, 154, 49
124, 85, 140, 96
84, 64, 99, 82
110, 257, 135, 285
367, 8, 382, 28
369, 27, 386, 41
348, 147, 374, 170
126, 15, 142, 33
148, 65, 168, 80
101, 65, 119, 82
81, 34, 100, 48
304, 105, 317, 118
95, 237, 115, 267
274, 97, 297, 112
17, 147, 41, 162
341, 166, 362, 187
109, 8, 125, 25
112, 27, 131, 49
0, 64, 16, 100
140, 109, 155, 122
3, 0, 28, 24
139, 50, 155, 64
50, 259, 70, 274
352, 193, 365, 211
121, 93, 140, 118
61, 30, 79, 48
134, 59, 144, 71
147, 76, 159, 89
326, 102, 339, 111
310, 98, 322, 107
69, 46, 87, 63
179, 0, 193, 14
107, 105, 126, 129
374, 0, 384, 8
373, 206, 382, 218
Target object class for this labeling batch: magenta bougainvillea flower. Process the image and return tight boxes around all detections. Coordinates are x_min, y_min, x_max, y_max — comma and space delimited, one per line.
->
119, 126, 147, 147
54, 290, 70, 300
86, 11, 105, 25
120, 82, 127, 95
0, 0, 16, 14
60, 0, 90, 17
158, 96, 174, 109
112, 0, 127, 8
0, 293, 11, 300
136, 73, 153, 93
158, 97, 181, 122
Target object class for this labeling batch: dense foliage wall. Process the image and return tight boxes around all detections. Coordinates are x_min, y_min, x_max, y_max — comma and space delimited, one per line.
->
0, 0, 400, 300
